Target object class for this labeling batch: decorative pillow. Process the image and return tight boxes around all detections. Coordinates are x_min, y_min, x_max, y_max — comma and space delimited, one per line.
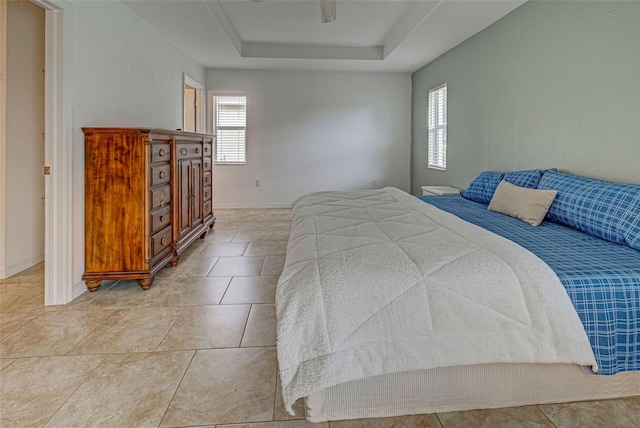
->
537, 170, 640, 250
504, 169, 544, 189
488, 181, 557, 226
460, 171, 505, 204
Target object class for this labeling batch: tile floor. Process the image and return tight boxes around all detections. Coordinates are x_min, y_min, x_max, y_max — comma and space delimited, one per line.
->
0, 208, 638, 427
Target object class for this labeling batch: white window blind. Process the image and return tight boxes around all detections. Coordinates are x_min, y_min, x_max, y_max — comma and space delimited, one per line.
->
214, 95, 247, 164
427, 84, 447, 170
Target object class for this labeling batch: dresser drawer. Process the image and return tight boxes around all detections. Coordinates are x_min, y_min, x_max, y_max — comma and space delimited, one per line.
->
176, 143, 202, 160
150, 226, 172, 257
150, 143, 171, 163
150, 205, 171, 234
150, 185, 170, 210
203, 157, 212, 172
203, 172, 212, 187
150, 164, 170, 186
203, 186, 211, 202
204, 200, 212, 216
203, 143, 212, 156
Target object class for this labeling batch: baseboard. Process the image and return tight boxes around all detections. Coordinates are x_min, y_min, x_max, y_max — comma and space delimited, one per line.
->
215, 203, 293, 209
0, 254, 44, 279
72, 280, 87, 300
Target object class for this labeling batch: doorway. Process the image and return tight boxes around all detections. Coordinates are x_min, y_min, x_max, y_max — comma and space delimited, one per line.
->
184, 74, 205, 133
2, 0, 45, 281
0, 0, 74, 305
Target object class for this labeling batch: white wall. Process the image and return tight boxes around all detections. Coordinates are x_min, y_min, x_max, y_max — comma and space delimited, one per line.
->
69, 0, 206, 290
412, 1, 640, 192
206, 69, 412, 207
2, 1, 45, 278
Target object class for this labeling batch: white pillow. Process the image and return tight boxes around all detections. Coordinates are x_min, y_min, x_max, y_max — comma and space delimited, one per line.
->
488, 180, 557, 226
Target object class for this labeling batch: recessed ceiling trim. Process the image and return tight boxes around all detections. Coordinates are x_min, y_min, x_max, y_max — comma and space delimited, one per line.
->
202, 0, 242, 56
382, 0, 444, 59
242, 42, 383, 61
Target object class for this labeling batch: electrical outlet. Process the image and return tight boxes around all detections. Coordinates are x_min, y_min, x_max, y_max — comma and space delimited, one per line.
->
256, 180, 262, 188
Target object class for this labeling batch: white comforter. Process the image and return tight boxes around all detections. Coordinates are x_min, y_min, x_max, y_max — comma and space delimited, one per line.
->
276, 187, 596, 414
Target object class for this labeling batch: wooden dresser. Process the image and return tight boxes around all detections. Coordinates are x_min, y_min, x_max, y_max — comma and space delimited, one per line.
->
82, 127, 215, 291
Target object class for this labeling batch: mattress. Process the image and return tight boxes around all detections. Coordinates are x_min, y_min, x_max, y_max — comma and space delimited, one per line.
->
305, 363, 640, 422
277, 188, 596, 415
418, 195, 640, 375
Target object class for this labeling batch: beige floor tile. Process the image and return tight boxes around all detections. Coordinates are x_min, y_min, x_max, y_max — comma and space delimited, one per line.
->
200, 241, 249, 256
207, 229, 238, 242
0, 263, 44, 284
261, 256, 286, 276
438, 405, 554, 428
208, 256, 265, 277
89, 280, 169, 309
155, 276, 231, 306
274, 371, 305, 421
172, 255, 220, 277
69, 307, 183, 354
45, 351, 194, 428
161, 347, 277, 427
0, 310, 42, 340
330, 414, 443, 427
221, 276, 278, 304
271, 230, 291, 241
258, 221, 292, 231
241, 304, 276, 347
539, 397, 640, 428
158, 304, 250, 351
260, 212, 293, 222
0, 285, 44, 313
245, 241, 288, 256
0, 358, 15, 371
217, 221, 261, 231
180, 238, 208, 256
216, 209, 267, 222
0, 355, 105, 428
0, 310, 113, 358
219, 422, 326, 428
233, 231, 274, 242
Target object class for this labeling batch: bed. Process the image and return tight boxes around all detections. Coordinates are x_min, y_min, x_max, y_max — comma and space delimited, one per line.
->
275, 170, 640, 422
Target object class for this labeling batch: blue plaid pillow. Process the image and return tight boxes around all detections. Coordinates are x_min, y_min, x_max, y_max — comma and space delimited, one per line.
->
619, 194, 640, 251
504, 169, 544, 189
460, 171, 505, 204
537, 171, 640, 250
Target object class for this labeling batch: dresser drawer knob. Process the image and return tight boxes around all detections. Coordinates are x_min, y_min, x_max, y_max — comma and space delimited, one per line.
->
161, 236, 168, 245
159, 199, 165, 207
158, 148, 166, 157
160, 215, 166, 223
159, 171, 166, 179
180, 148, 188, 155
195, 147, 200, 154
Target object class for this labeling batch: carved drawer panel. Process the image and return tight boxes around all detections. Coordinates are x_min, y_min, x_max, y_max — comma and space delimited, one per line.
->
151, 226, 172, 258
204, 200, 212, 216
203, 172, 212, 187
203, 144, 212, 156
150, 164, 171, 186
150, 185, 171, 210
176, 143, 202, 160
203, 186, 211, 202
203, 157, 212, 172
150, 205, 171, 234
150, 144, 171, 163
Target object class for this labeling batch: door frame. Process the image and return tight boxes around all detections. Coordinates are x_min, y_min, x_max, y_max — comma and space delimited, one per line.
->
183, 74, 205, 133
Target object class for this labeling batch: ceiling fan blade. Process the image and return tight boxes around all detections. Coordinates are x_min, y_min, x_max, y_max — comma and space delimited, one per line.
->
321, 0, 336, 23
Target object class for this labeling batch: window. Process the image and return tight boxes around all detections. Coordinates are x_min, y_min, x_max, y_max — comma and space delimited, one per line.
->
427, 84, 447, 170
213, 94, 247, 164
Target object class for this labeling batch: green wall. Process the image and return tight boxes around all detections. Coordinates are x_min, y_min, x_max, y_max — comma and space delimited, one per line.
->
411, 0, 640, 194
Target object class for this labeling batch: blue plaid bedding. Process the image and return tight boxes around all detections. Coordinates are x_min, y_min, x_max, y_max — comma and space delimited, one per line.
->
417, 195, 640, 375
